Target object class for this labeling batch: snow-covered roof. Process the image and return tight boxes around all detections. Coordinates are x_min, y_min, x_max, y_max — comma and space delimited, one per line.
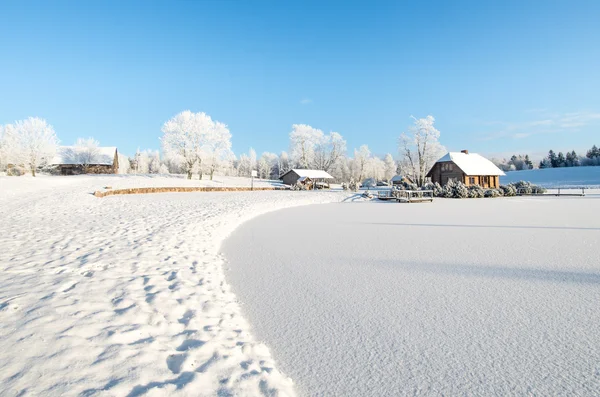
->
298, 176, 311, 182
285, 169, 334, 179
430, 152, 505, 176
390, 175, 407, 182
50, 146, 117, 166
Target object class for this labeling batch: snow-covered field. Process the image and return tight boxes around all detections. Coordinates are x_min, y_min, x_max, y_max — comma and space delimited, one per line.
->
502, 166, 600, 188
224, 197, 600, 396
0, 175, 349, 396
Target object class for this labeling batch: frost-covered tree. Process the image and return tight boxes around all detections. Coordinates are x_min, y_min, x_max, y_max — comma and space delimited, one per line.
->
161, 110, 223, 179
13, 117, 59, 176
366, 156, 385, 181
353, 145, 371, 182
249, 148, 257, 175
74, 137, 100, 173
383, 153, 396, 182
204, 121, 232, 180
313, 131, 347, 172
278, 151, 290, 177
399, 115, 446, 186
289, 124, 321, 168
0, 124, 17, 170
258, 152, 278, 179
117, 152, 130, 174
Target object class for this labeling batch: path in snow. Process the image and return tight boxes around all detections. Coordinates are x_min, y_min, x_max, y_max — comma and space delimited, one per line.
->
224, 196, 600, 396
0, 175, 350, 396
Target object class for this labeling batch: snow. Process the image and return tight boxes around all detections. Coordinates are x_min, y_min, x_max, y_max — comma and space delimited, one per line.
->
283, 169, 334, 179
51, 146, 117, 165
223, 197, 600, 396
435, 152, 506, 176
0, 174, 349, 396
502, 166, 600, 188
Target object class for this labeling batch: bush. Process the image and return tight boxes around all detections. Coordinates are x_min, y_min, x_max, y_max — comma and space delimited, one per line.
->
348, 179, 359, 192
500, 184, 517, 196
341, 182, 348, 191
468, 185, 485, 198
484, 189, 501, 198
509, 180, 547, 194
455, 182, 469, 198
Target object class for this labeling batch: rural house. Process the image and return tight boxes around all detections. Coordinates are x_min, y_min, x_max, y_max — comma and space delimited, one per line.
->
50, 146, 119, 175
426, 150, 505, 188
280, 169, 334, 187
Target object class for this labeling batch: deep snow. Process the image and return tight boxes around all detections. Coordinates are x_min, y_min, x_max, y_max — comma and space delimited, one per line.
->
224, 197, 600, 396
502, 166, 600, 188
0, 175, 349, 396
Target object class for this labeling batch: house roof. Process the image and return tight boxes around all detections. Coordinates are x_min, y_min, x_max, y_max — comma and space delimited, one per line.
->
50, 146, 117, 166
428, 152, 505, 176
282, 169, 334, 179
390, 175, 411, 182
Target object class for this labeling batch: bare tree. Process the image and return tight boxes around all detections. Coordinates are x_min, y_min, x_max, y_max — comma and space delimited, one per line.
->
399, 115, 445, 186
161, 111, 220, 179
74, 137, 100, 173
353, 145, 371, 182
313, 131, 347, 172
13, 117, 59, 176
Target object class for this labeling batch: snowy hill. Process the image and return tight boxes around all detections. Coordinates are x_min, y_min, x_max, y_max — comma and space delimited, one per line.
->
501, 166, 600, 188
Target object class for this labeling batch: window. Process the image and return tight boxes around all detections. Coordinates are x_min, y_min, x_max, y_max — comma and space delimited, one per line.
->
441, 163, 453, 172
469, 177, 475, 184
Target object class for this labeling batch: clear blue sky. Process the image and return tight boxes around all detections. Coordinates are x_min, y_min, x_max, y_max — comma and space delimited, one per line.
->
1, 0, 599, 159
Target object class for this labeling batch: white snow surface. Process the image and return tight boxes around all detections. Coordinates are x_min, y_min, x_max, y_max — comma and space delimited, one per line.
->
284, 169, 334, 179
435, 152, 505, 176
0, 174, 349, 396
224, 197, 600, 396
502, 166, 600, 188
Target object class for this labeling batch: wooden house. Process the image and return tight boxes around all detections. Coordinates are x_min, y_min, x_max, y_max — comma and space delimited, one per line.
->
426, 150, 505, 188
280, 169, 334, 187
50, 146, 119, 175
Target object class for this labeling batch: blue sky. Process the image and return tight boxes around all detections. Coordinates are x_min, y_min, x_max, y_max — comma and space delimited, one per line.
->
1, 0, 599, 159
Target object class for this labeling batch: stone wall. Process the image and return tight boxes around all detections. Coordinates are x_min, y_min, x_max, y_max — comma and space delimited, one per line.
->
93, 186, 289, 198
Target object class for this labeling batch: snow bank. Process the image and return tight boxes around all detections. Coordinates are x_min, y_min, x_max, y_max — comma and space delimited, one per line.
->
0, 175, 349, 396
502, 166, 600, 188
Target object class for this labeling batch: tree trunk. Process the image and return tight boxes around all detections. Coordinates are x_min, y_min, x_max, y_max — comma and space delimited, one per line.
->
187, 170, 192, 179
31, 167, 36, 177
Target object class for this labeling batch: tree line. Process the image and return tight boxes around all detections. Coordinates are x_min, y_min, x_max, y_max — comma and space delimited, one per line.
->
493, 145, 600, 171
1, 111, 446, 185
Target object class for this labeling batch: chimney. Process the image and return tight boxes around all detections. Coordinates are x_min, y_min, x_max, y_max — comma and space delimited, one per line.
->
461, 149, 469, 154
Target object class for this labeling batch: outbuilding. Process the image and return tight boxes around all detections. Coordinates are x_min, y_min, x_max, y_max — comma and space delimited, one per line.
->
280, 169, 334, 187
50, 146, 119, 175
426, 150, 505, 188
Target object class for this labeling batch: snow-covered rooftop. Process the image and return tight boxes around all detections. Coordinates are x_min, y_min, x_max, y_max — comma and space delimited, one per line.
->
433, 152, 505, 176
50, 146, 117, 166
287, 169, 334, 179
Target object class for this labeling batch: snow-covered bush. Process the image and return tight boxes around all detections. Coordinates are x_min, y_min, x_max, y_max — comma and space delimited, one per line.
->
341, 182, 348, 191
348, 179, 359, 192
455, 182, 469, 198
484, 189, 501, 198
468, 185, 485, 198
500, 184, 517, 196
443, 179, 456, 198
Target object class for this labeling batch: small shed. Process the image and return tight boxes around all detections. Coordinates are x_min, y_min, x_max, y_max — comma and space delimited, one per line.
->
50, 146, 119, 175
426, 150, 505, 188
280, 169, 334, 187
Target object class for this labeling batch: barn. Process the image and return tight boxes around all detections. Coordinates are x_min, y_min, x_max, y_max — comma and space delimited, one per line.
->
50, 146, 119, 175
280, 169, 334, 186
426, 150, 505, 188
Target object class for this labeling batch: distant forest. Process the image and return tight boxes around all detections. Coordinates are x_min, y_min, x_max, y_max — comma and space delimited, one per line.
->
493, 145, 600, 171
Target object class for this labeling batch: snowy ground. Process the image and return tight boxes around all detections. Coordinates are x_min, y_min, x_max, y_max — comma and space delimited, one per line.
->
502, 166, 600, 188
224, 196, 600, 396
0, 175, 350, 396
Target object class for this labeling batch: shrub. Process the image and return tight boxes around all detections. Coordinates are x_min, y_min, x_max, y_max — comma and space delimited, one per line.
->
468, 185, 485, 198
500, 184, 517, 196
341, 182, 348, 191
455, 182, 469, 198
484, 189, 501, 198
348, 179, 359, 192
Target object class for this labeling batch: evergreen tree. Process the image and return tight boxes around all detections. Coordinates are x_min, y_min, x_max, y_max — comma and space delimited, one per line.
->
587, 145, 599, 159
557, 152, 566, 167
571, 150, 580, 166
548, 150, 558, 167
524, 154, 533, 169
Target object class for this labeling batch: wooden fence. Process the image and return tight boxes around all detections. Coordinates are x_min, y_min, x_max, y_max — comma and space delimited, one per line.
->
93, 186, 289, 198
